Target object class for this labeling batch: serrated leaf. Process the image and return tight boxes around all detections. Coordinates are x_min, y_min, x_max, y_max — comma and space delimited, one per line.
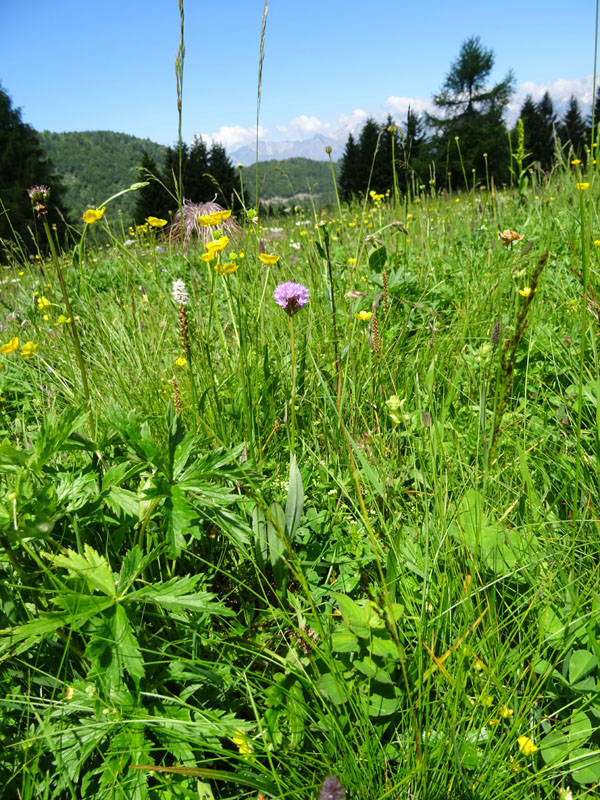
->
47, 544, 116, 597
112, 604, 144, 683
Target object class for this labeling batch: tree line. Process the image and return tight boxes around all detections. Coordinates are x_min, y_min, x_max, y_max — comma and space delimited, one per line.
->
338, 36, 597, 199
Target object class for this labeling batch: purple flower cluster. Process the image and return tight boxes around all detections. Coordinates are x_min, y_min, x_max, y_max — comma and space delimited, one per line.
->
273, 281, 310, 317
319, 776, 345, 800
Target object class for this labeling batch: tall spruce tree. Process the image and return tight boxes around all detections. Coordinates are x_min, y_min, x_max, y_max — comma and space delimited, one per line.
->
134, 150, 171, 223
187, 136, 212, 202
560, 95, 587, 157
0, 84, 69, 254
207, 142, 240, 209
427, 36, 514, 188
357, 117, 383, 194
338, 132, 361, 201
535, 91, 557, 170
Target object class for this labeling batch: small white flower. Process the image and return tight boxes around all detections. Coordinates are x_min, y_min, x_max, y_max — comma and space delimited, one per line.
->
172, 278, 189, 306
290, 242, 301, 250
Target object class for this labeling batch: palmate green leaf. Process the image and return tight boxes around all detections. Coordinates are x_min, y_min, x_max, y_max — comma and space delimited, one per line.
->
0, 440, 30, 472
164, 483, 198, 558
86, 605, 144, 691
130, 575, 234, 616
32, 405, 90, 470
112, 603, 145, 684
45, 544, 116, 597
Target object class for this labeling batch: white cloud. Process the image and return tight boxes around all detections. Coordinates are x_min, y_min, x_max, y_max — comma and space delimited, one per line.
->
505, 75, 597, 123
286, 114, 331, 136
197, 124, 268, 150
383, 95, 433, 118
332, 108, 369, 137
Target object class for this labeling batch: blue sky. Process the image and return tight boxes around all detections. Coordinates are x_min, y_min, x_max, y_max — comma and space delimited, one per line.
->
1, 0, 597, 153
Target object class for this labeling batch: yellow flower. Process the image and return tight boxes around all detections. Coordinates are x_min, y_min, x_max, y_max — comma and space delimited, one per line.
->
348, 257, 357, 264
37, 296, 51, 311
258, 253, 279, 265
56, 315, 71, 324
571, 159, 582, 165
146, 216, 167, 227
18, 270, 24, 276
232, 730, 253, 760
594, 240, 600, 247
517, 736, 539, 756
20, 341, 39, 359
215, 262, 239, 274
0, 337, 19, 354
175, 356, 187, 367
205, 236, 229, 253
356, 311, 373, 321
82, 206, 106, 224
576, 182, 590, 190
499, 705, 514, 718
200, 251, 216, 263
519, 286, 536, 297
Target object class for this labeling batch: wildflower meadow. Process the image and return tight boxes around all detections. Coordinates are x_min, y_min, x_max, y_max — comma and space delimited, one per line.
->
1, 9, 600, 800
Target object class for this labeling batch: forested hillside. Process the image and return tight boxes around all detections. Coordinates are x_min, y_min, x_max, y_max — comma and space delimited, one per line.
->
39, 131, 166, 222
247, 157, 340, 206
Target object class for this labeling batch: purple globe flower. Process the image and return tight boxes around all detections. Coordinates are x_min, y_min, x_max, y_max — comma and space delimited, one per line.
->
273, 281, 310, 317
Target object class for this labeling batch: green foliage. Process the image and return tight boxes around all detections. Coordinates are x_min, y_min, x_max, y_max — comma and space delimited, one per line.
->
0, 84, 69, 256
39, 129, 166, 225
428, 36, 515, 187
1, 159, 600, 799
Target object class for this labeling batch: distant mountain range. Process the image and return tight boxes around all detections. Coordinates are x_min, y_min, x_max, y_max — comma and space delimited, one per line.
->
230, 134, 344, 166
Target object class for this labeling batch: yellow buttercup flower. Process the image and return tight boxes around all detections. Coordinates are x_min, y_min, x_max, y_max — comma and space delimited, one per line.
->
356, 311, 373, 321
175, 356, 187, 367
146, 216, 167, 227
348, 257, 357, 264
576, 182, 590, 190
258, 253, 279, 265
56, 315, 71, 324
200, 251, 216, 263
499, 705, 514, 718
519, 286, 536, 298
232, 730, 253, 760
215, 262, 239, 274
517, 736, 539, 756
1, 337, 19, 354
82, 206, 106, 224
205, 236, 229, 253
571, 159, 582, 165
20, 341, 39, 359
37, 296, 51, 311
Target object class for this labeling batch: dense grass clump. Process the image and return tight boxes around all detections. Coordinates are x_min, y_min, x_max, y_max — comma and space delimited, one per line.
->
0, 165, 599, 800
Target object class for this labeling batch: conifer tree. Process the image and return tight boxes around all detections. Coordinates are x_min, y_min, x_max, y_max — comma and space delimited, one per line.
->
338, 132, 361, 201
399, 108, 428, 191
0, 84, 69, 253
535, 91, 557, 169
587, 85, 600, 141
427, 36, 514, 187
376, 115, 400, 194
560, 95, 587, 157
187, 136, 212, 202
357, 117, 383, 193
134, 150, 171, 223
207, 142, 240, 209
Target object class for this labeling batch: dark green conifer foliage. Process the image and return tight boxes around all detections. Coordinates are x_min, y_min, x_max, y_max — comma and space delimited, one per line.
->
134, 150, 172, 223
376, 115, 400, 194
357, 117, 383, 193
207, 142, 243, 210
535, 91, 557, 170
560, 95, 587, 157
338, 132, 361, 201
587, 85, 600, 141
0, 85, 69, 253
161, 142, 189, 204
428, 36, 514, 187
187, 136, 213, 202
399, 108, 428, 191
517, 95, 544, 164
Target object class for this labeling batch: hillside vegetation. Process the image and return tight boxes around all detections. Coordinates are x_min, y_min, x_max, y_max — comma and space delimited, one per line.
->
39, 130, 167, 223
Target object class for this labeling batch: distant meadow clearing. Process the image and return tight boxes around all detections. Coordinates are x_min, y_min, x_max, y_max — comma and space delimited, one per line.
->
1, 5, 600, 800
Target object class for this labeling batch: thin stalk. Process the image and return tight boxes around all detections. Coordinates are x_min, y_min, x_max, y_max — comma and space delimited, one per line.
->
289, 315, 297, 454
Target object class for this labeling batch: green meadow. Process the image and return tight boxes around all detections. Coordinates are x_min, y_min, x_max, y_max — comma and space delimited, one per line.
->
1, 9, 600, 800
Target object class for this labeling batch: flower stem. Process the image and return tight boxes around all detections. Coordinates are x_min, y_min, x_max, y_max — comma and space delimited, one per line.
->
289, 315, 297, 455
41, 216, 94, 436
